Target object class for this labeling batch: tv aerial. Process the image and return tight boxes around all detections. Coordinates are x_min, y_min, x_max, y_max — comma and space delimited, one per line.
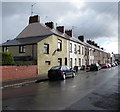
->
31, 3, 36, 16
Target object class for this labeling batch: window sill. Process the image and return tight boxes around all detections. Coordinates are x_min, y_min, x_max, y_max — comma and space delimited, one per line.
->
19, 52, 25, 53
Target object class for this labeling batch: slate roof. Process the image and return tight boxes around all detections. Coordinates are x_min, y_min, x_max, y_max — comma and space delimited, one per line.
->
2, 34, 52, 46
16, 23, 53, 38
85, 42, 104, 52
1, 22, 104, 52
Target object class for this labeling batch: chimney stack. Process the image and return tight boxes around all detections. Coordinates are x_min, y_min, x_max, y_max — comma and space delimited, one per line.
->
29, 15, 40, 24
94, 43, 97, 47
56, 26, 64, 33
65, 30, 73, 37
45, 22, 54, 29
87, 40, 92, 44
91, 41, 95, 46
78, 35, 84, 42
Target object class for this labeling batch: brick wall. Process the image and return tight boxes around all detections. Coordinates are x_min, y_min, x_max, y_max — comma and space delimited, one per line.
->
0, 65, 38, 81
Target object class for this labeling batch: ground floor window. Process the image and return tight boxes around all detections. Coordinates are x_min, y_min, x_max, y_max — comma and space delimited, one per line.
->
70, 58, 72, 68
82, 59, 84, 65
45, 61, 51, 65
75, 58, 77, 66
3, 47, 8, 52
65, 57, 67, 65
79, 58, 81, 66
58, 58, 62, 66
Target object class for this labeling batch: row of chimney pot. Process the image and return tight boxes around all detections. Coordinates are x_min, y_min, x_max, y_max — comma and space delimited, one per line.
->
87, 40, 103, 49
29, 15, 74, 37
29, 15, 97, 43
29, 15, 104, 48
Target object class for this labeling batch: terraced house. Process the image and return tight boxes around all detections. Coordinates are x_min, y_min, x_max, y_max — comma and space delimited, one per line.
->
2, 15, 69, 74
2, 15, 111, 75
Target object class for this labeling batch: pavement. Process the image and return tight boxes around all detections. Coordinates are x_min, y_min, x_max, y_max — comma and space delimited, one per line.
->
2, 74, 49, 89
1, 71, 81, 89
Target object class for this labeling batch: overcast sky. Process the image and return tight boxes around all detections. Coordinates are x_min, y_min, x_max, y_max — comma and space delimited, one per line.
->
2, 1, 119, 54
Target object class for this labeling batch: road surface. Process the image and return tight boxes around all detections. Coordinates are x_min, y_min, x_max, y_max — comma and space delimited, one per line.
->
2, 66, 119, 110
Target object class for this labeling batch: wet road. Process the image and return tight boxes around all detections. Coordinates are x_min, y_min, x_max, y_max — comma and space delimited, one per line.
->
2, 66, 119, 110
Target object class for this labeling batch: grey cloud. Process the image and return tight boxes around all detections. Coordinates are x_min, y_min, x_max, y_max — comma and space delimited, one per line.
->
2, 2, 118, 43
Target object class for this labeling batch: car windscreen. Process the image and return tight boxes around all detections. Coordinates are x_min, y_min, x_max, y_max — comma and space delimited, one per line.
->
101, 64, 106, 65
91, 64, 96, 66
51, 66, 61, 70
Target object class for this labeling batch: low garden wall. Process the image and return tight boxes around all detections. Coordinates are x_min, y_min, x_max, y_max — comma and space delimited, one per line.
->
0, 65, 38, 81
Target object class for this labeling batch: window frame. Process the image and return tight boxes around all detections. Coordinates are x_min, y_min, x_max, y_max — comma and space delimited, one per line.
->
69, 43, 72, 53
79, 58, 81, 66
58, 39, 62, 51
70, 58, 72, 68
74, 44, 77, 54
19, 45, 26, 53
45, 61, 51, 65
75, 58, 77, 66
44, 43, 49, 54
78, 46, 81, 54
82, 47, 84, 55
3, 46, 8, 52
58, 58, 62, 66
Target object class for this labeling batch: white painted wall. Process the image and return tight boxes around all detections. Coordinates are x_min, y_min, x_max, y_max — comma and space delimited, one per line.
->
68, 40, 85, 69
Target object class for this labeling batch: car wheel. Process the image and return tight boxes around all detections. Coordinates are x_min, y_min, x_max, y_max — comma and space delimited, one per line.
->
62, 74, 66, 80
96, 68, 99, 71
72, 73, 76, 77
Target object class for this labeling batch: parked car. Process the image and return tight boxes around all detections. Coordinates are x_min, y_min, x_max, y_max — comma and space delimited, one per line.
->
110, 62, 116, 67
107, 63, 112, 68
90, 63, 101, 71
100, 64, 109, 68
48, 66, 76, 80
114, 62, 118, 66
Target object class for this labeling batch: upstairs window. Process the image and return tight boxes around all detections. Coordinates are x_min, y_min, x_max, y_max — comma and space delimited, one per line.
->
19, 45, 26, 53
58, 39, 62, 51
82, 47, 84, 55
78, 46, 81, 54
44, 44, 49, 54
74, 44, 77, 54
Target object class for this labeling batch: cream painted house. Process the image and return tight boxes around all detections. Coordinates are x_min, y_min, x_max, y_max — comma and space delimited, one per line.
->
2, 15, 70, 74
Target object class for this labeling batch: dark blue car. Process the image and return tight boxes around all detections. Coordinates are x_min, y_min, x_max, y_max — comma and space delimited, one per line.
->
48, 66, 76, 80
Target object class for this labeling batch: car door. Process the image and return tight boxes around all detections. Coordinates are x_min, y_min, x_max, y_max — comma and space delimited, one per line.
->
62, 66, 67, 74
65, 66, 72, 75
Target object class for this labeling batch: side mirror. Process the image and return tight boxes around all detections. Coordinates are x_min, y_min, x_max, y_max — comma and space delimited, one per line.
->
70, 68, 72, 70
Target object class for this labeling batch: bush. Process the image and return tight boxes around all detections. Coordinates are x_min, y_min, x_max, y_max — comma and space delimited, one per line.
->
2, 52, 15, 65
14, 60, 37, 66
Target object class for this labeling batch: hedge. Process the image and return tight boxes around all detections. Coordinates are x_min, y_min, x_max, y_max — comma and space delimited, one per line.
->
2, 52, 15, 65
